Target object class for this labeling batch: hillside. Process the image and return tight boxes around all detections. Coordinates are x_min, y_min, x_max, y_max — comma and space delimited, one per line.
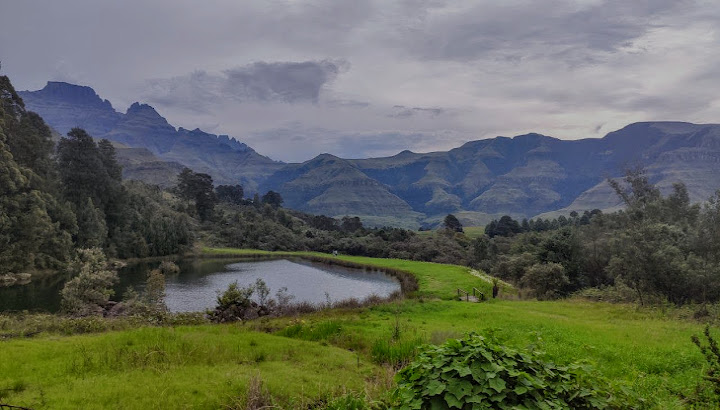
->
262, 123, 720, 225
20, 82, 720, 226
20, 82, 283, 191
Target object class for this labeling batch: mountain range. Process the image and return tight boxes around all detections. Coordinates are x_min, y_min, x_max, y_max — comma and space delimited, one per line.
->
20, 82, 720, 228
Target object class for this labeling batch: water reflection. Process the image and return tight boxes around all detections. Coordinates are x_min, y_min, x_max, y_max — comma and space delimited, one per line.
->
0, 257, 400, 313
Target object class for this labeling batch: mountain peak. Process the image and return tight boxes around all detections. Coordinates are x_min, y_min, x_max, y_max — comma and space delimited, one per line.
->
32, 81, 114, 110
126, 102, 161, 117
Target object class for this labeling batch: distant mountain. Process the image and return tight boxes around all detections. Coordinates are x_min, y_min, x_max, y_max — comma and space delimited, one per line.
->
21, 82, 720, 228
260, 122, 720, 226
259, 153, 417, 217
20, 82, 282, 191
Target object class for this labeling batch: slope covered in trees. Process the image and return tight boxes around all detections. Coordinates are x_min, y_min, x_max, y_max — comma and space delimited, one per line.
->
0, 75, 192, 279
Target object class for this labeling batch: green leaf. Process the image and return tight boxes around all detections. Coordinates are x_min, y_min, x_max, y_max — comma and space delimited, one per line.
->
514, 385, 528, 395
424, 379, 446, 396
488, 377, 506, 392
444, 392, 464, 409
447, 379, 474, 399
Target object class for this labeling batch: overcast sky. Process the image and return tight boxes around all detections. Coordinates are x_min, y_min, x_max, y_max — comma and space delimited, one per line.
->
1, 0, 719, 162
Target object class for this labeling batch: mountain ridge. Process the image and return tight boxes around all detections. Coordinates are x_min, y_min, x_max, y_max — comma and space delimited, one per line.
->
20, 82, 283, 192
19, 81, 720, 228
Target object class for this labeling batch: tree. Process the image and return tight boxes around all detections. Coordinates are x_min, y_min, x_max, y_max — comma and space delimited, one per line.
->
0, 75, 76, 274
97, 139, 122, 182
60, 248, 118, 316
57, 128, 107, 208
521, 262, 569, 300
177, 168, 217, 221
74, 198, 108, 248
261, 190, 283, 208
216, 184, 244, 204
486, 215, 522, 237
443, 214, 463, 232
341, 216, 363, 232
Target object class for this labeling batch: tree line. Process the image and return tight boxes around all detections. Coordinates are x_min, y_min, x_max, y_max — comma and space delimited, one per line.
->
0, 75, 192, 278
473, 169, 720, 305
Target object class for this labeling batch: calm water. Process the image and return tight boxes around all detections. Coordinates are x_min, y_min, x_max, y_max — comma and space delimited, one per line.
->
0, 258, 400, 313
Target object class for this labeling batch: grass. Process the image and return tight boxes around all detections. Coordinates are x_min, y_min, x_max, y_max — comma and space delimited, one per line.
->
0, 325, 378, 409
256, 299, 709, 408
1, 248, 715, 408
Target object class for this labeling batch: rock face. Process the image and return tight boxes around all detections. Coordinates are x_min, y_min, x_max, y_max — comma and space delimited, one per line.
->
20, 82, 720, 225
20, 82, 283, 191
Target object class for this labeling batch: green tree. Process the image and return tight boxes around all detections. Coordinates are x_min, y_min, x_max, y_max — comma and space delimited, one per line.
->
443, 214, 463, 232
216, 184, 244, 204
521, 262, 569, 300
74, 198, 108, 248
57, 128, 107, 208
341, 216, 363, 232
60, 248, 118, 316
261, 190, 284, 208
177, 168, 217, 221
0, 75, 76, 274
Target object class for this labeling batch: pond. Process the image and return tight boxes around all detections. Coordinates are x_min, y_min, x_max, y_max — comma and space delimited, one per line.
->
0, 257, 401, 313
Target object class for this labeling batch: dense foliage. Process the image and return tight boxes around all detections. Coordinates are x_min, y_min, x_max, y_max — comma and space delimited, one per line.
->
0, 75, 193, 279
60, 248, 119, 316
475, 170, 720, 305
208, 203, 471, 264
393, 333, 641, 409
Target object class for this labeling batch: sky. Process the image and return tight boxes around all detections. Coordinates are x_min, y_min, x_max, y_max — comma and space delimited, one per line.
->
1, 0, 719, 162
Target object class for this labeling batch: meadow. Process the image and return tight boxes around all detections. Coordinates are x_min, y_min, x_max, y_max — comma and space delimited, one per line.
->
0, 248, 714, 408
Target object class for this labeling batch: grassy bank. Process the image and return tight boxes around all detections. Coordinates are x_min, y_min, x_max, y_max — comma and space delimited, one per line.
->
0, 326, 380, 409
202, 247, 505, 299
0, 248, 713, 408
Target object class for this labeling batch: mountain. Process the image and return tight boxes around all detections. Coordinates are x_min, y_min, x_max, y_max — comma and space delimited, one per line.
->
260, 122, 720, 226
20, 82, 720, 228
20, 82, 283, 192
259, 153, 418, 219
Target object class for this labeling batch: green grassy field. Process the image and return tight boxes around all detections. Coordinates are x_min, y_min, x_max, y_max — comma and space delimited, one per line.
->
0, 248, 714, 408
0, 326, 380, 409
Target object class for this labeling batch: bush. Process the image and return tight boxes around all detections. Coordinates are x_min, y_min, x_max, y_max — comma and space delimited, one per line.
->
60, 248, 119, 316
393, 333, 643, 409
158, 261, 180, 275
521, 262, 569, 300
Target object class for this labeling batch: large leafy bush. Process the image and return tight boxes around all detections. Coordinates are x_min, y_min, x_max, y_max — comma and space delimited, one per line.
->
393, 334, 642, 409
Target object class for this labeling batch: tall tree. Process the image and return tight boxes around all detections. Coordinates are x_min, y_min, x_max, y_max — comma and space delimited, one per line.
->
177, 168, 217, 221
261, 190, 284, 208
216, 184, 244, 205
443, 214, 463, 232
0, 75, 76, 274
57, 128, 108, 208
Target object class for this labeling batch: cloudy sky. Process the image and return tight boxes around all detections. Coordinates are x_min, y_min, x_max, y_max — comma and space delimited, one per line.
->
1, 0, 719, 162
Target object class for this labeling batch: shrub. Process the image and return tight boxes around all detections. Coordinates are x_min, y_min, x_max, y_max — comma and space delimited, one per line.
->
60, 248, 119, 316
393, 333, 643, 409
521, 262, 569, 300
158, 261, 180, 275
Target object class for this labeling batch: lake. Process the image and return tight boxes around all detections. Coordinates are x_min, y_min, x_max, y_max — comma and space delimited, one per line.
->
0, 257, 401, 313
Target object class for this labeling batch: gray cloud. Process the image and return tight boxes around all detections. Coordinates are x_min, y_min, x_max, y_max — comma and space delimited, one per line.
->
386, 0, 690, 63
144, 60, 348, 110
1, 0, 719, 161
389, 105, 445, 118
